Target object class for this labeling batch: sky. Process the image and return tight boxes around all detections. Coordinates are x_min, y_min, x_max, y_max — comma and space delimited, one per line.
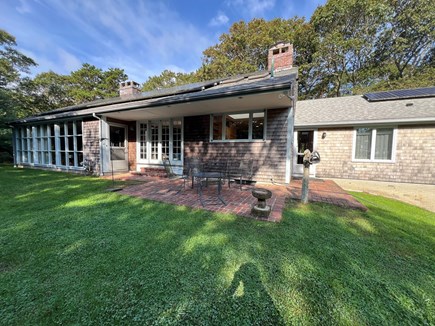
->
0, 0, 326, 83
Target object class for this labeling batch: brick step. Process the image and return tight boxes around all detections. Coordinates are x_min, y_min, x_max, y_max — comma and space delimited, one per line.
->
139, 167, 167, 178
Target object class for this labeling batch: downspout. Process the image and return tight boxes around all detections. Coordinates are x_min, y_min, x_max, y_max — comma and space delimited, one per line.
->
285, 81, 296, 184
92, 113, 104, 175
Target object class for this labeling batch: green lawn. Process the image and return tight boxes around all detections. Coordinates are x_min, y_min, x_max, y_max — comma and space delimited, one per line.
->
1, 166, 434, 325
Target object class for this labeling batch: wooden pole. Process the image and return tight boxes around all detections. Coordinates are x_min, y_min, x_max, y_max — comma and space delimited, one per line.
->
301, 149, 311, 204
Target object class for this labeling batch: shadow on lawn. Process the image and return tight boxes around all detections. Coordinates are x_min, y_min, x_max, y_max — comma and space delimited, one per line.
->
1, 167, 434, 325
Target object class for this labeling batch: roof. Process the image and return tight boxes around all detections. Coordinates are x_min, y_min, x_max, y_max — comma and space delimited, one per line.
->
295, 89, 435, 128
11, 68, 297, 125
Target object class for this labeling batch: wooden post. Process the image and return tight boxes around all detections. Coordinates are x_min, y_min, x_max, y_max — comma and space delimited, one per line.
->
301, 149, 311, 204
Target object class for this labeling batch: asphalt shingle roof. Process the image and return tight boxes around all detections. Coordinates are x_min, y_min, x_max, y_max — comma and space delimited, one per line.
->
11, 68, 297, 124
295, 94, 435, 127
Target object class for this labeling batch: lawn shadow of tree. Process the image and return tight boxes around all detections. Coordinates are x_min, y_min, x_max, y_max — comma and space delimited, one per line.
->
219, 262, 285, 325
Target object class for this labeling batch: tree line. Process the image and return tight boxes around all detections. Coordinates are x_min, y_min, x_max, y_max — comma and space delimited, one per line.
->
144, 0, 434, 98
0, 0, 434, 161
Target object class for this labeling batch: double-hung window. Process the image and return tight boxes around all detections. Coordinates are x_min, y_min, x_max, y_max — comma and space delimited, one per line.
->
353, 127, 396, 161
210, 110, 266, 141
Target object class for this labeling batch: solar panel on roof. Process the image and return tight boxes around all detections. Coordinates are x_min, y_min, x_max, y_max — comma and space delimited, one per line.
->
140, 79, 224, 99
364, 87, 435, 102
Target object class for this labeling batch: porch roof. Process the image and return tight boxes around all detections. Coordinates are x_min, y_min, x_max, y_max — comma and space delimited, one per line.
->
11, 69, 297, 124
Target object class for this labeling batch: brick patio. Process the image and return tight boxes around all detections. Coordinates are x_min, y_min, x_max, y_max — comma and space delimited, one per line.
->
112, 173, 366, 222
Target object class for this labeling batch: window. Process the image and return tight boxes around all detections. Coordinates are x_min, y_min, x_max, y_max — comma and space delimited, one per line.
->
172, 120, 182, 161
14, 120, 83, 168
139, 123, 147, 160
354, 127, 395, 161
210, 111, 266, 141
138, 118, 183, 163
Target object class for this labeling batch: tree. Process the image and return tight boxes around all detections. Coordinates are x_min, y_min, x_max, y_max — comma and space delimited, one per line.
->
142, 70, 199, 91
309, 0, 388, 97
0, 29, 37, 87
68, 64, 127, 103
198, 18, 305, 80
0, 29, 37, 162
374, 0, 435, 79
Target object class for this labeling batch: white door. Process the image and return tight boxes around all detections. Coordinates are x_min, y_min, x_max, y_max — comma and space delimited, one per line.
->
109, 124, 128, 172
293, 130, 316, 176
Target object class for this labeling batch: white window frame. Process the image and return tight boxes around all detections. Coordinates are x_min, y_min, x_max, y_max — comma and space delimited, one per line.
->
352, 126, 397, 163
136, 118, 184, 165
14, 120, 84, 169
210, 110, 267, 142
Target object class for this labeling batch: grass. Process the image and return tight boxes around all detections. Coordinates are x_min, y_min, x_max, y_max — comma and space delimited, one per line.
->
0, 165, 434, 325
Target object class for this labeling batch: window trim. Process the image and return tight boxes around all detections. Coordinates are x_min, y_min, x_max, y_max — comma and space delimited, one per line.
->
209, 110, 267, 142
352, 126, 397, 163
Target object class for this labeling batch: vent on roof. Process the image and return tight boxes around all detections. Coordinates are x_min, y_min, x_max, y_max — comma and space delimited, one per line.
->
363, 87, 435, 102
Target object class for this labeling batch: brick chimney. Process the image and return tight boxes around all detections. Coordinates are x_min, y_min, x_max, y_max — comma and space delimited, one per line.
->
119, 80, 141, 97
267, 42, 293, 72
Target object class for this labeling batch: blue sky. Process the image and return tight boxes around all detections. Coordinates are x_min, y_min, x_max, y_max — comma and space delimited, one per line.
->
0, 0, 325, 83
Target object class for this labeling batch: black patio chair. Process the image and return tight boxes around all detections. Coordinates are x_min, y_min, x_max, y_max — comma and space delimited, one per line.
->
203, 159, 228, 186
162, 157, 189, 194
229, 158, 254, 190
185, 157, 204, 190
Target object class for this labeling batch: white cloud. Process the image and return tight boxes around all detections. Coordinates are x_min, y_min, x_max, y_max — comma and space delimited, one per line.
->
57, 48, 82, 72
41, 0, 213, 82
226, 0, 275, 17
15, 0, 32, 14
2, 0, 217, 82
209, 11, 229, 27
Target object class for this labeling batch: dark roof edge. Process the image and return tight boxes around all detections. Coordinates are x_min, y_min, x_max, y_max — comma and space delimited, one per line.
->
10, 76, 296, 125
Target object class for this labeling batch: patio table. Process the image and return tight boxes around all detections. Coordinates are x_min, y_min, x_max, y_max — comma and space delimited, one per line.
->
194, 171, 226, 207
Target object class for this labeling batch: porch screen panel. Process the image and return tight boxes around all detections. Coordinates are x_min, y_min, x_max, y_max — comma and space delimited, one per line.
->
27, 127, 33, 163
35, 126, 42, 164
139, 123, 148, 160
150, 123, 159, 160
355, 128, 372, 159
49, 124, 55, 165
172, 119, 182, 161
67, 122, 75, 167
41, 125, 49, 165
59, 123, 66, 166
375, 128, 393, 160
15, 128, 22, 164
76, 121, 83, 166
21, 128, 26, 163
162, 120, 170, 159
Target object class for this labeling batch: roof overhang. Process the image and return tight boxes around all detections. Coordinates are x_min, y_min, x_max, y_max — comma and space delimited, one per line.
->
103, 88, 292, 121
10, 74, 296, 125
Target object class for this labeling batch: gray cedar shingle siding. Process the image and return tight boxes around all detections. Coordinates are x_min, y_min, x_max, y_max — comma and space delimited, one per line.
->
184, 108, 289, 183
314, 124, 435, 184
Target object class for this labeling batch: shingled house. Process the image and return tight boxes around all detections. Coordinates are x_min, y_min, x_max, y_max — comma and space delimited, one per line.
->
294, 88, 435, 184
10, 43, 298, 184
